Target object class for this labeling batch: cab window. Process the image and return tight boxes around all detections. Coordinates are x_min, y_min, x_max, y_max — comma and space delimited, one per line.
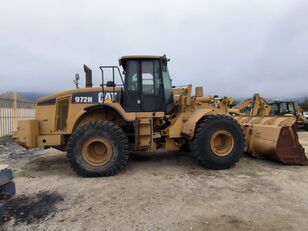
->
141, 61, 160, 95
287, 103, 295, 114
271, 103, 279, 115
126, 61, 139, 91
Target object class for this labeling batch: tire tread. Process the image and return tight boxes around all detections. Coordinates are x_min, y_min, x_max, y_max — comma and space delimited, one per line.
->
66, 120, 129, 177
192, 114, 244, 169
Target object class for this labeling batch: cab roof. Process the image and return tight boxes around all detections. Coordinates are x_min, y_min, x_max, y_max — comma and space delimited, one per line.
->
119, 55, 163, 60
119, 55, 167, 67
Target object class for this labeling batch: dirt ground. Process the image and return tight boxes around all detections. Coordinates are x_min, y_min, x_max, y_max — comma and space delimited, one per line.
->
1, 132, 308, 231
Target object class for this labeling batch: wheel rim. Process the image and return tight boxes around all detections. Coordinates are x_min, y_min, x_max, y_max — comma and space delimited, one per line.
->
210, 130, 234, 157
82, 137, 113, 166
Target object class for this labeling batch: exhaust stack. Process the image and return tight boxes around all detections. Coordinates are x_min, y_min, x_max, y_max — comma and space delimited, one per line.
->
84, 64, 93, 88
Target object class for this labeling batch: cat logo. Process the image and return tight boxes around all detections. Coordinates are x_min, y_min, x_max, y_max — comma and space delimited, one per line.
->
98, 92, 118, 104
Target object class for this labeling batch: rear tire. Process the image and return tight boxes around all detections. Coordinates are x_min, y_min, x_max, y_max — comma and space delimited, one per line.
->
66, 121, 129, 177
192, 115, 244, 169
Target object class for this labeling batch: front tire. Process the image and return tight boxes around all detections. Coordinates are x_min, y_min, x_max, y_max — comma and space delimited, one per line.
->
66, 121, 129, 177
192, 115, 244, 169
179, 143, 191, 152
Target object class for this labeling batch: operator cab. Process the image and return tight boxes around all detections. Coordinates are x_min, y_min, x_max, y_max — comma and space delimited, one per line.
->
119, 55, 174, 113
270, 101, 296, 116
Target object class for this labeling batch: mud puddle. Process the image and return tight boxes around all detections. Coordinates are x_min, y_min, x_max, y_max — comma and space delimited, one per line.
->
6, 191, 64, 225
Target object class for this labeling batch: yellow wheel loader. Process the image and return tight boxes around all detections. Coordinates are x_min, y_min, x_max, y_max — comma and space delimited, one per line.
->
231, 94, 308, 130
271, 100, 308, 130
13, 55, 307, 177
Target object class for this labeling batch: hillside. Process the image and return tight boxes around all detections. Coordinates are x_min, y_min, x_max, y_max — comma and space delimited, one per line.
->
19, 92, 50, 102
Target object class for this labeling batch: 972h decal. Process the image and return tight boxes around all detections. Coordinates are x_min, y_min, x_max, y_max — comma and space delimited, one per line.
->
72, 91, 119, 104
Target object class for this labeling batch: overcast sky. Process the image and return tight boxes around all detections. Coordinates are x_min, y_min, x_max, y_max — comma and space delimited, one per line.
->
1, 0, 307, 98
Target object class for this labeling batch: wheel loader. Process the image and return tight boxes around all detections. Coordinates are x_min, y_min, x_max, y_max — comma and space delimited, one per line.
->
231, 93, 308, 130
271, 100, 308, 130
13, 55, 308, 177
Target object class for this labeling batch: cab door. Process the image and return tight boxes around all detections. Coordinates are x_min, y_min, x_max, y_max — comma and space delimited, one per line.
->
140, 60, 165, 112
123, 59, 166, 112
123, 60, 141, 112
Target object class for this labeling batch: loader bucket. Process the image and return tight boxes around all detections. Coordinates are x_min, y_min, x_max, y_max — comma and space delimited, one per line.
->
235, 116, 308, 165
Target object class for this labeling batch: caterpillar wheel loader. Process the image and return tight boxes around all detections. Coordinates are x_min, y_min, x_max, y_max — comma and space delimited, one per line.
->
13, 55, 307, 177
231, 93, 308, 130
271, 100, 308, 130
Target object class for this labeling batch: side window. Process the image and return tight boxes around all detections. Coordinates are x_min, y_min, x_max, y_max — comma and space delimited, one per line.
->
270, 103, 279, 115
142, 61, 154, 94
141, 61, 160, 95
288, 103, 295, 114
280, 102, 288, 114
126, 61, 139, 91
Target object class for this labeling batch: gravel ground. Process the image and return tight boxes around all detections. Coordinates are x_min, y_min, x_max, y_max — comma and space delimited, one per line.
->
1, 133, 308, 231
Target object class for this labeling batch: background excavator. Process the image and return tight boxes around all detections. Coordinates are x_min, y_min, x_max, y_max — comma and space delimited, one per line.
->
231, 93, 308, 131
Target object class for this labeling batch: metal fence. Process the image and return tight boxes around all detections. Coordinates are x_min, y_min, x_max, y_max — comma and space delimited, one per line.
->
0, 93, 36, 137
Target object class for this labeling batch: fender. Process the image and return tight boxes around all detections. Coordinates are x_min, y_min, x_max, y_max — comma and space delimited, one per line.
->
84, 103, 136, 122
181, 108, 224, 139
67, 103, 136, 133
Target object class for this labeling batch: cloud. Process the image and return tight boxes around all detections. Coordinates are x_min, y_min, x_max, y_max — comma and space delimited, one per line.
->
0, 0, 307, 98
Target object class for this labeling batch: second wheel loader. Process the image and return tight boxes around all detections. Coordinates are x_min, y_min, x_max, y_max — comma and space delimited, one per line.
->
271, 100, 308, 130
13, 55, 308, 177
231, 93, 308, 130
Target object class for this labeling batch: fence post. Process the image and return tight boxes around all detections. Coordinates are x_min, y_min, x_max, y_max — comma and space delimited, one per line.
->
13, 92, 17, 131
